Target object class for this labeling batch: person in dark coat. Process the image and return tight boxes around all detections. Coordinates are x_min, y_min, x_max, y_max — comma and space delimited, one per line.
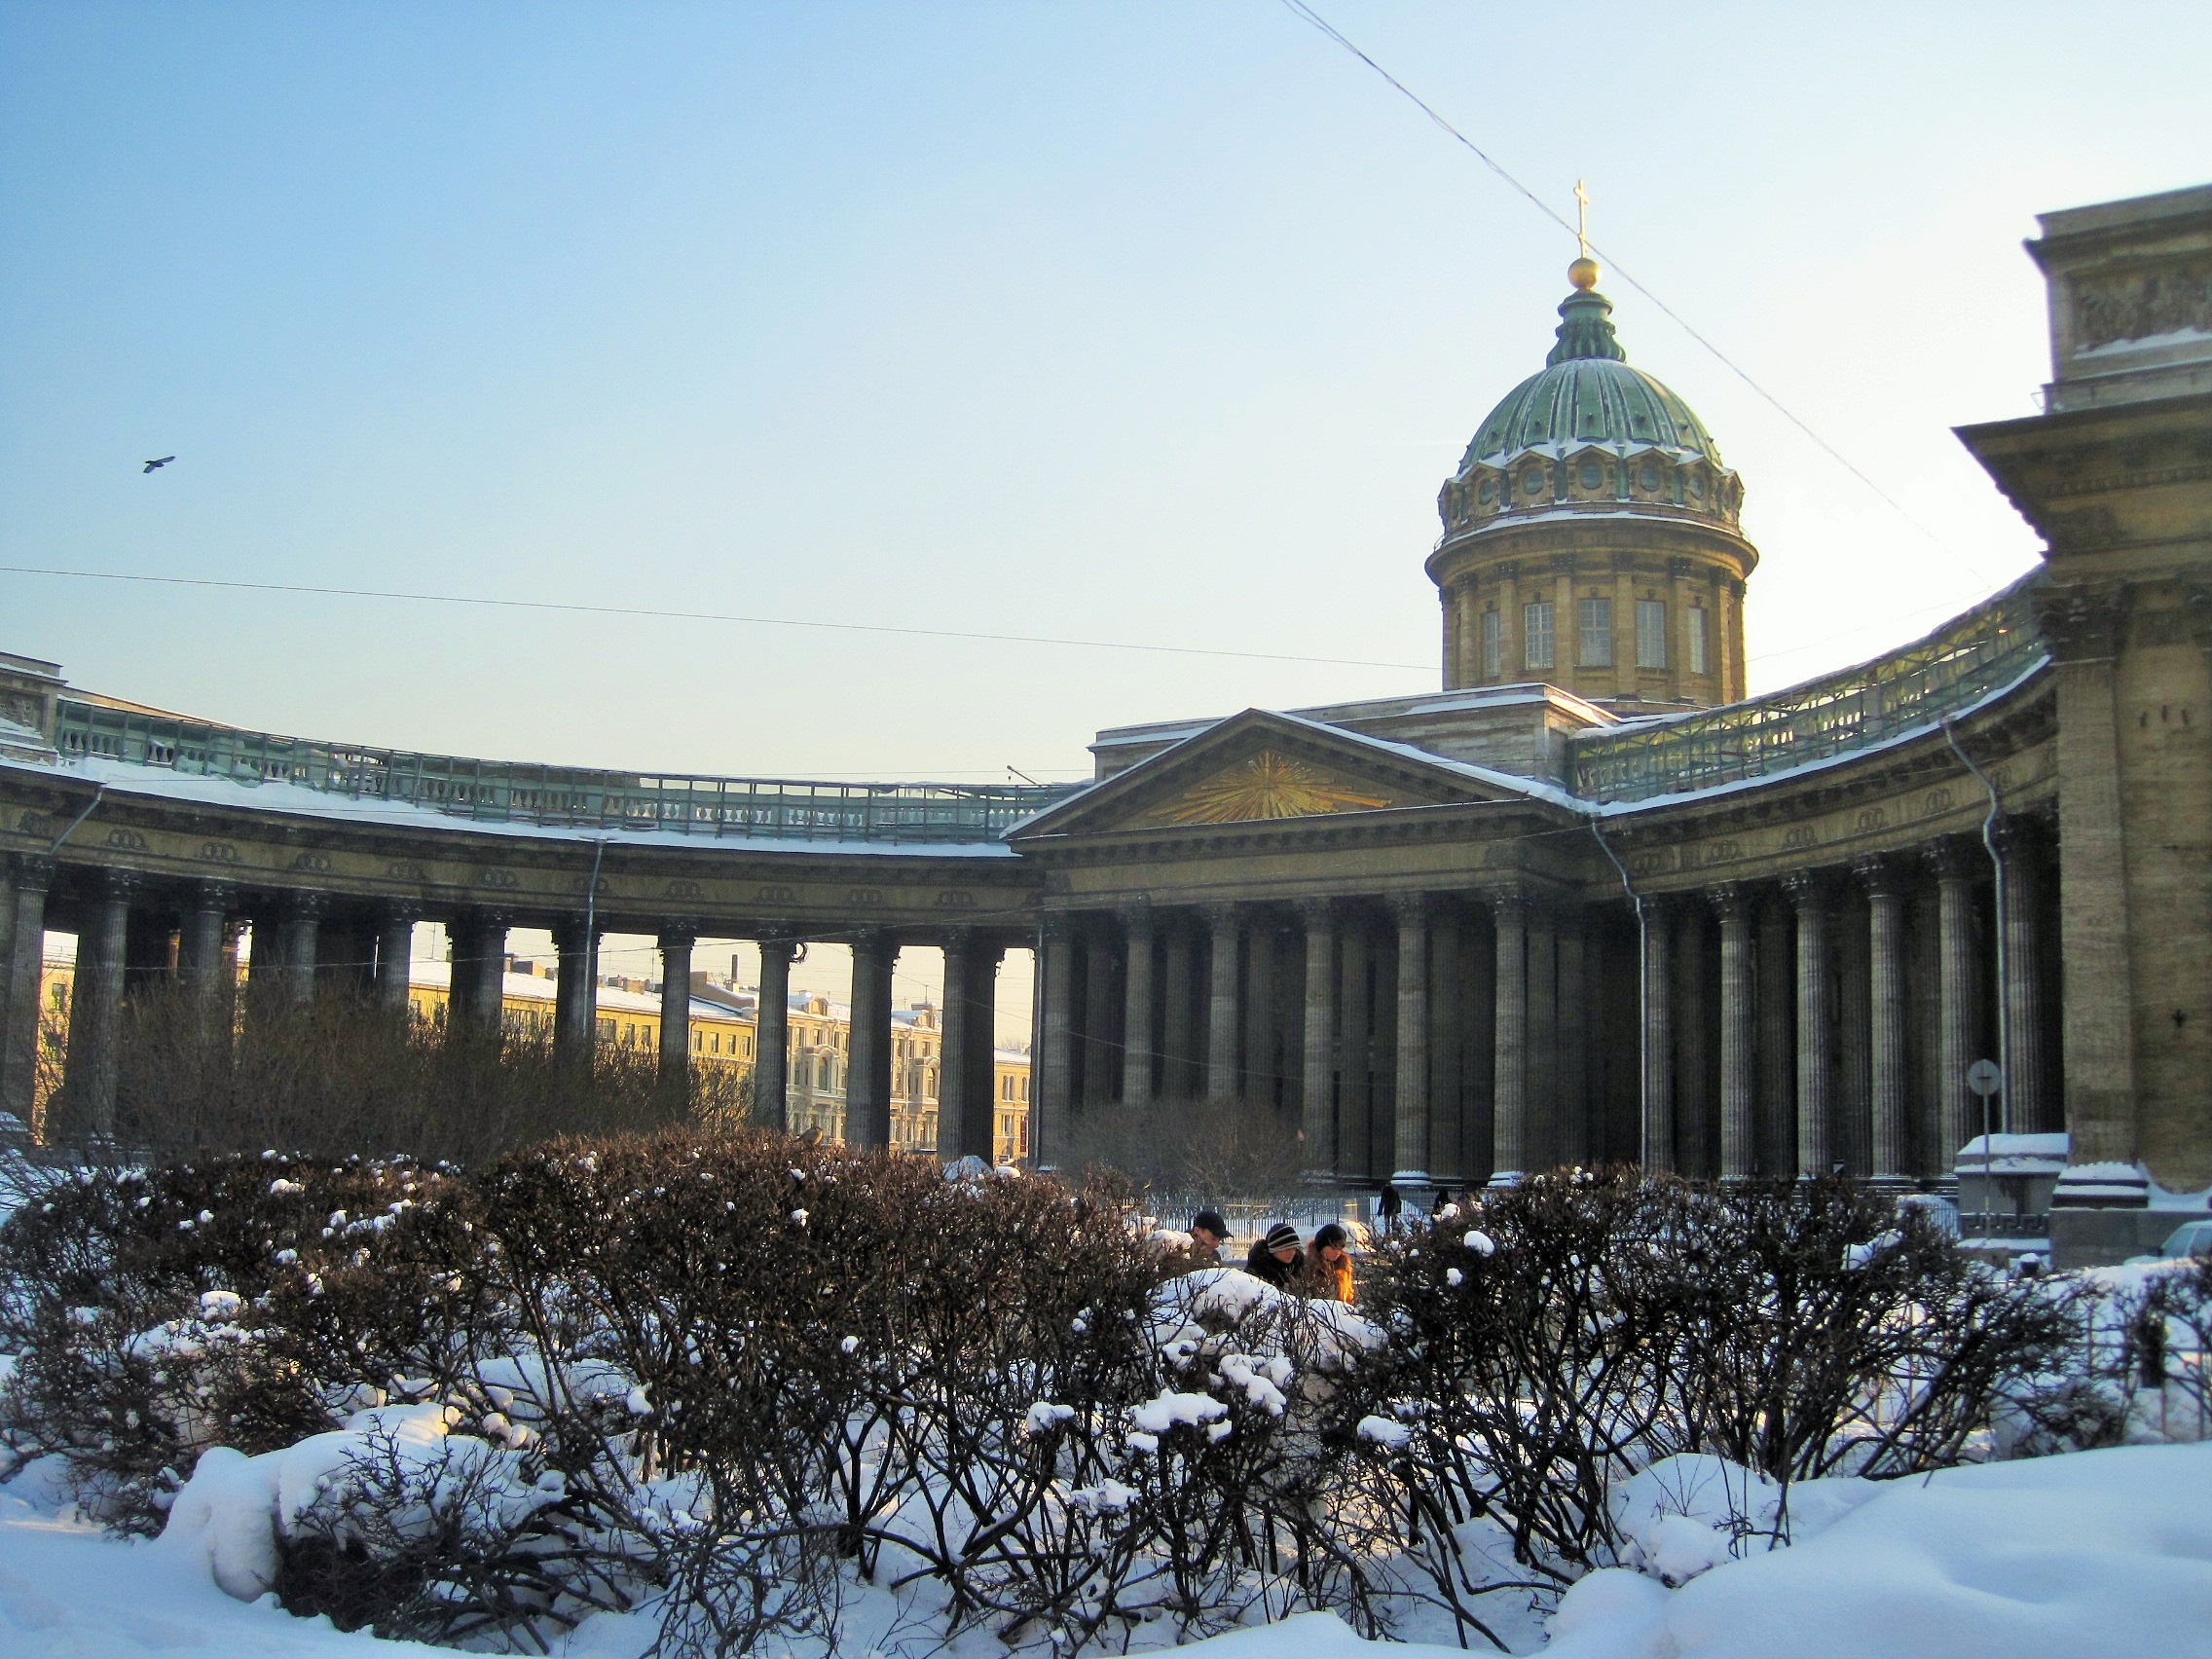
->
1244, 1221, 1304, 1290
1376, 1182, 1403, 1237
1162, 1209, 1229, 1275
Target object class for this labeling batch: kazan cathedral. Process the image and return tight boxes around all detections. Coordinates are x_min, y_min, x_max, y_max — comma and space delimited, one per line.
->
3, 184, 2208, 1266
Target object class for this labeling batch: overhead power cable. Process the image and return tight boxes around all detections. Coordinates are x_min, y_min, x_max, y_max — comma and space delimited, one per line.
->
0, 564, 1433, 674
1274, 0, 1959, 556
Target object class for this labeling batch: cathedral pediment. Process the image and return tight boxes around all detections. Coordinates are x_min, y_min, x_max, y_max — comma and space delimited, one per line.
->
1011, 710, 1533, 840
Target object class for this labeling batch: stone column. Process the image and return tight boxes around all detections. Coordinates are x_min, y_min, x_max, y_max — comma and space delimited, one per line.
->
1993, 817, 2054, 1134
551, 914, 598, 1063
1836, 886, 1872, 1178
1639, 896, 1675, 1172
657, 923, 697, 1090
847, 929, 897, 1149
1756, 893, 1796, 1176
66, 869, 135, 1143
969, 940, 1006, 1159
1298, 899, 1337, 1179
1429, 907, 1467, 1182
177, 881, 237, 1046
446, 909, 510, 1040
1491, 891, 1530, 1184
278, 894, 325, 1007
1243, 920, 1278, 1111
755, 932, 797, 1131
1675, 901, 1713, 1177
1121, 904, 1157, 1108
1340, 921, 1373, 1177
1713, 883, 1756, 1181
1526, 903, 1558, 1172
1030, 924, 1075, 1167
1082, 922, 1119, 1106
1786, 873, 1834, 1179
0, 855, 53, 1130
1929, 840, 1982, 1181
1161, 920, 1196, 1098
940, 929, 983, 1161
1860, 859, 1912, 1188
1554, 907, 1589, 1170
1388, 895, 1432, 1186
1203, 903, 1240, 1101
374, 903, 421, 1015
2033, 583, 2134, 1166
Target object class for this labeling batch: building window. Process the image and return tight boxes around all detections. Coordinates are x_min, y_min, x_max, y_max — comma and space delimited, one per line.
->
1524, 601, 1555, 671
1480, 608, 1501, 678
1688, 606, 1711, 675
1637, 599, 1668, 669
1578, 597, 1612, 667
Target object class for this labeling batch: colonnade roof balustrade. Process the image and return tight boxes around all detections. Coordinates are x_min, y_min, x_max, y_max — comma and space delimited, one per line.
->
1567, 571, 2048, 806
47, 703, 1081, 846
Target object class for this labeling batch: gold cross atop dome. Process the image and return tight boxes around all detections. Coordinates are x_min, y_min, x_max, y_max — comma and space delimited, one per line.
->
1569, 179, 1600, 290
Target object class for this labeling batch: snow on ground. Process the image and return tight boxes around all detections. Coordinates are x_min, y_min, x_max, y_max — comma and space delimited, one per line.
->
4, 1441, 2209, 1658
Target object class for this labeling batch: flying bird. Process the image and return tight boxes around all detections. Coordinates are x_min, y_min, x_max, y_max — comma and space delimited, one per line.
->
142, 456, 175, 473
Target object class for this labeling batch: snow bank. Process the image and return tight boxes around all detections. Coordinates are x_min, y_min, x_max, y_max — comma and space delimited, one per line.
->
1542, 1442, 2212, 1659
155, 1402, 562, 1604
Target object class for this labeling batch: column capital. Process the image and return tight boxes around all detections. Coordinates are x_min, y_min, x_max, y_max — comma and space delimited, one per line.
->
1488, 886, 1530, 924
1121, 897, 1156, 941
1386, 892, 1432, 928
379, 898, 424, 928
1294, 896, 1333, 931
1853, 856, 1908, 902
8, 852, 55, 892
192, 879, 239, 914
1199, 901, 1239, 933
1707, 880, 1753, 922
1780, 870, 1828, 911
1923, 834, 1984, 883
548, 912, 598, 950
1039, 915, 1077, 947
457, 904, 513, 934
657, 919, 702, 948
851, 925, 897, 960
2034, 578, 2130, 664
95, 866, 140, 903
1990, 814, 2046, 861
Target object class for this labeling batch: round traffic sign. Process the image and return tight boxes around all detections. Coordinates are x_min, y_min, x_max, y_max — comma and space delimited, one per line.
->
1966, 1059, 2003, 1098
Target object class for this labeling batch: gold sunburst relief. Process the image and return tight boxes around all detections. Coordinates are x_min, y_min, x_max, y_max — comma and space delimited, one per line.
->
1140, 751, 1396, 827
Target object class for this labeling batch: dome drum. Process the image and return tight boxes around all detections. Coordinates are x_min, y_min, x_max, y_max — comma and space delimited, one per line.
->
1439, 445, 1745, 540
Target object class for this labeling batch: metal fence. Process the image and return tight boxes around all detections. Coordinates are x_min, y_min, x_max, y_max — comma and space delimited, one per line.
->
51, 702, 1076, 844
1568, 571, 2048, 804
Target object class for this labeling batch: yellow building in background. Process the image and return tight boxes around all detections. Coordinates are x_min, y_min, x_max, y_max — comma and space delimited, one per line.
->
25, 954, 1030, 1164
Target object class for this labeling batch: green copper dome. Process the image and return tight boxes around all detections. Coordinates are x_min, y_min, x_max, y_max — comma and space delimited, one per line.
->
1455, 287, 1726, 476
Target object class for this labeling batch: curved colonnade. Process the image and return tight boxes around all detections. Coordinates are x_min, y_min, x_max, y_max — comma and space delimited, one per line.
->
0, 582, 2064, 1203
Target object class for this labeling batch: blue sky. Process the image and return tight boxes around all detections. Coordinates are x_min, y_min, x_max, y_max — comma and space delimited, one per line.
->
4, 1, 2208, 1009
5, 2, 2208, 779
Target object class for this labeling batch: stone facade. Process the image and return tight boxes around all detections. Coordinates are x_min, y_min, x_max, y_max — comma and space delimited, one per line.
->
2, 185, 2208, 1265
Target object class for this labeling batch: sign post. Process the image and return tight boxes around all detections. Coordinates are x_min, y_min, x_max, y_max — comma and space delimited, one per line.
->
1967, 1060, 2004, 1240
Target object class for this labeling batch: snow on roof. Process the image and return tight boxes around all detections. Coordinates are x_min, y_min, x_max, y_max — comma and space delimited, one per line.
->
10, 754, 1019, 859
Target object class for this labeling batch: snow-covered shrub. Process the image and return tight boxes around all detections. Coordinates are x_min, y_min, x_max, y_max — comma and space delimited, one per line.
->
0, 1152, 479, 1530
1346, 1170, 2077, 1606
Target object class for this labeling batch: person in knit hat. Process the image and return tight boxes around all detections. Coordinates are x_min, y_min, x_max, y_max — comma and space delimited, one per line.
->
1243, 1221, 1304, 1290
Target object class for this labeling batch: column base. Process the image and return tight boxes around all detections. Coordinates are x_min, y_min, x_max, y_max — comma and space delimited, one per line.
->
1487, 1168, 1526, 1190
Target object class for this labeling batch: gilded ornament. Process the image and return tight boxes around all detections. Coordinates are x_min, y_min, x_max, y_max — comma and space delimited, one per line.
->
1146, 752, 1393, 826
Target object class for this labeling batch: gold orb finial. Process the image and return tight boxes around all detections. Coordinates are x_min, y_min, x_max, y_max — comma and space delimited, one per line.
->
1567, 255, 1601, 290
